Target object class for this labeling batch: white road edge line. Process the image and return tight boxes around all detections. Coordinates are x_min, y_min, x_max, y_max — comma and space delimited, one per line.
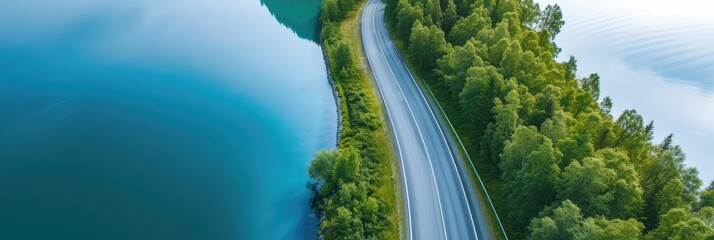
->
360, 1, 413, 239
392, 44, 480, 239
422, 76, 509, 240
390, 21, 507, 238
370, 3, 449, 240
368, 2, 481, 237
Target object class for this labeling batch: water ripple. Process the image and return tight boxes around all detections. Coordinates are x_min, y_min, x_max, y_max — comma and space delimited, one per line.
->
542, 0, 714, 183
556, 0, 714, 90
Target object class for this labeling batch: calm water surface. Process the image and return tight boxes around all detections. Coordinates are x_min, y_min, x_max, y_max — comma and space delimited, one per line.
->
540, 0, 714, 184
0, 0, 333, 239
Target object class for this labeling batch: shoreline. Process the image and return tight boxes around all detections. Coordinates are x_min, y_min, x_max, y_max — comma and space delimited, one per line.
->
308, 0, 402, 238
320, 44, 343, 147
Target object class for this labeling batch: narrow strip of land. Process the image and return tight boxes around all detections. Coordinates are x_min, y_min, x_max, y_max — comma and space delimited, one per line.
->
361, 0, 495, 239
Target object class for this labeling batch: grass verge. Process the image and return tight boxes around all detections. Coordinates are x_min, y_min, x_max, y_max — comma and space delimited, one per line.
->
342, 6, 403, 239
319, 2, 403, 239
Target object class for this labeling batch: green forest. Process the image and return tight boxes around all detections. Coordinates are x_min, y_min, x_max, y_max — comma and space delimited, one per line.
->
382, 0, 714, 239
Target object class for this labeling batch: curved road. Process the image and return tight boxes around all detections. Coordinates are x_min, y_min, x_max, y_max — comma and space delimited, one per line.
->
361, 0, 496, 239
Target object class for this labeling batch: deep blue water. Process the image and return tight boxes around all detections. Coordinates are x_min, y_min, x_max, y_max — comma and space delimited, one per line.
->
539, 0, 714, 184
0, 0, 334, 239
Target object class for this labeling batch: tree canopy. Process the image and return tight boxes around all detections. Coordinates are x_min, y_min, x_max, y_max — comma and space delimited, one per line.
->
385, 0, 709, 238
409, 21, 448, 70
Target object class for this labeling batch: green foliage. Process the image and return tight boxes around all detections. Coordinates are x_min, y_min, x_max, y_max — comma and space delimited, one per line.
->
498, 40, 550, 92
500, 126, 561, 234
385, 0, 399, 26
442, 0, 458, 34
556, 133, 594, 167
656, 178, 687, 216
333, 146, 362, 183
320, 0, 342, 23
408, 21, 448, 70
528, 84, 562, 126
437, 40, 487, 99
612, 109, 653, 156
539, 110, 572, 144
420, 0, 442, 27
311, 1, 398, 238
596, 149, 646, 218
319, 0, 361, 25
537, 4, 564, 39
562, 56, 577, 80
492, 0, 518, 25
600, 96, 613, 115
323, 206, 364, 239
562, 89, 598, 117
480, 98, 518, 175
558, 149, 644, 219
309, 149, 340, 194
337, 0, 359, 16
528, 200, 644, 240
519, 0, 540, 27
310, 147, 375, 239
580, 73, 601, 100
640, 136, 702, 229
396, 0, 424, 39
646, 208, 714, 240
331, 40, 355, 75
528, 200, 583, 240
310, 149, 339, 181
448, 9, 491, 46
459, 65, 504, 142
559, 157, 617, 216
701, 181, 714, 209
579, 217, 644, 240
384, 0, 706, 237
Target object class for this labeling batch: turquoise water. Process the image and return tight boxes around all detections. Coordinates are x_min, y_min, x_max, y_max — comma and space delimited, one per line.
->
0, 0, 333, 239
538, 0, 714, 184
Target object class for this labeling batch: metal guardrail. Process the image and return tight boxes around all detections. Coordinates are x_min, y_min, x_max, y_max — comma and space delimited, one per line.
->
419, 78, 510, 240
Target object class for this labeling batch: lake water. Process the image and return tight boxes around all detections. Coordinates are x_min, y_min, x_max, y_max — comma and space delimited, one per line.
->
0, 0, 333, 239
538, 0, 714, 184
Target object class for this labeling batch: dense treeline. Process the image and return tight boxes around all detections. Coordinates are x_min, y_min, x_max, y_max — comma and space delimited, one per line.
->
309, 0, 399, 239
383, 0, 714, 239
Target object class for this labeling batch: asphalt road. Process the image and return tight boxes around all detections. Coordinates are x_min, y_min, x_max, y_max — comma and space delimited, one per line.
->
361, 0, 496, 239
